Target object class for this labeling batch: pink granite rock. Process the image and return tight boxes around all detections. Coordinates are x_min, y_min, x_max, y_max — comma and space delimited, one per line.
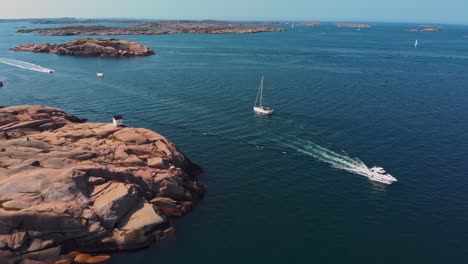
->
0, 105, 206, 263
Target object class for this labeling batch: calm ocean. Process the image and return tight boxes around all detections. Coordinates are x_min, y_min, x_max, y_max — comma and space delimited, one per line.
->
1, 22, 467, 263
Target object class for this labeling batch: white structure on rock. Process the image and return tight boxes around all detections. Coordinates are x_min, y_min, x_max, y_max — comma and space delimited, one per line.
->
112, 115, 124, 127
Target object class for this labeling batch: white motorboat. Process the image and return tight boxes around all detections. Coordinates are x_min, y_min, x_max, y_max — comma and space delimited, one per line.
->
367, 166, 398, 184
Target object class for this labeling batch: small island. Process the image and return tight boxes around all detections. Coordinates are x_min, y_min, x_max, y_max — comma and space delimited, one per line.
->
12, 38, 155, 57
336, 23, 372, 28
17, 24, 286, 36
406, 24, 441, 32
298, 22, 320, 27
0, 105, 206, 263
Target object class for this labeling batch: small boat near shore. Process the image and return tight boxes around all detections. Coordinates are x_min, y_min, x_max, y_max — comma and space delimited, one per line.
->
253, 76, 274, 115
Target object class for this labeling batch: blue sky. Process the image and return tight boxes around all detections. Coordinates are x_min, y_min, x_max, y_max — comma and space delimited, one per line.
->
1, 0, 467, 24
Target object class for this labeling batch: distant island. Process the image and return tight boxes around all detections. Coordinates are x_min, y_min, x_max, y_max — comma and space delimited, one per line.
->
136, 20, 283, 28
17, 21, 286, 36
298, 22, 320, 26
406, 24, 441, 32
12, 38, 155, 57
30, 18, 143, 25
27, 18, 284, 27
336, 23, 372, 28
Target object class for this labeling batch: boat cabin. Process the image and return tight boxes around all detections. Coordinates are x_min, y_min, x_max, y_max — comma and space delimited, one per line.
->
112, 115, 124, 127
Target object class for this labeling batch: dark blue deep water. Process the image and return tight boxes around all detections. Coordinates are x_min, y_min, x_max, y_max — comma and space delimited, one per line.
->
1, 22, 468, 263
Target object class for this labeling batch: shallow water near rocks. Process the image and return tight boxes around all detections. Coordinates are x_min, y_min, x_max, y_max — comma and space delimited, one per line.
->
1, 22, 468, 263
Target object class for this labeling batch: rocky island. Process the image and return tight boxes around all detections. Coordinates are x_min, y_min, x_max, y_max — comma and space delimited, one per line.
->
17, 24, 285, 36
0, 105, 206, 263
30, 19, 143, 25
12, 38, 155, 57
336, 23, 372, 28
298, 22, 320, 27
406, 24, 441, 32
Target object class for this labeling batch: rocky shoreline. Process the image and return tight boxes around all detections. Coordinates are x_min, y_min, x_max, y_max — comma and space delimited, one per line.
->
17, 25, 285, 36
12, 38, 155, 57
0, 105, 206, 263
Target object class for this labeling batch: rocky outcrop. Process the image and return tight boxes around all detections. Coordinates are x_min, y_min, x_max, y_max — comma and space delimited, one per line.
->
405, 25, 441, 32
336, 23, 372, 28
298, 22, 320, 27
17, 25, 285, 36
206, 27, 285, 34
12, 38, 155, 57
0, 105, 206, 263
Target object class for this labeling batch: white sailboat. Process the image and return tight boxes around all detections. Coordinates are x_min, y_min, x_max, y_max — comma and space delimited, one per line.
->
291, 23, 295, 29
253, 76, 274, 115
96, 56, 104, 77
414, 40, 418, 48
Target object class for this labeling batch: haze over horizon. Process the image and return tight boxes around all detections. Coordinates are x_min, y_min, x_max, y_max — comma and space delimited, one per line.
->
0, 0, 467, 25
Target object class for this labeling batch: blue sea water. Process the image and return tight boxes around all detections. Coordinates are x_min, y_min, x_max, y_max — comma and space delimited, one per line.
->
1, 22, 468, 263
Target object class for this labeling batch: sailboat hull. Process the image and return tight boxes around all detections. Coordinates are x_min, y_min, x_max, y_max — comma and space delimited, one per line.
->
253, 106, 274, 115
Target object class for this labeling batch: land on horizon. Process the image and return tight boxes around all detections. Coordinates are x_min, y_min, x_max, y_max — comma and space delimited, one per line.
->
0, 17, 459, 26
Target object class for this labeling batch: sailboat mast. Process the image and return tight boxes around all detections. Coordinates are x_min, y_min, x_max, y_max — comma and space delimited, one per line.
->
254, 77, 261, 107
259, 76, 264, 106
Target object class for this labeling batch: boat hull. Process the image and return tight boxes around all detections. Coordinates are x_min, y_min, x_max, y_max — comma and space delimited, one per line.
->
368, 177, 397, 185
253, 106, 274, 115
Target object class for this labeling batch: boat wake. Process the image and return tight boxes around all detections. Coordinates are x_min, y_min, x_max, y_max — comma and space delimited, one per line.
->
281, 138, 397, 184
0, 58, 54, 73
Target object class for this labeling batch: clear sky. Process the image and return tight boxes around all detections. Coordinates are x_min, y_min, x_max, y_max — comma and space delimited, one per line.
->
1, 0, 467, 24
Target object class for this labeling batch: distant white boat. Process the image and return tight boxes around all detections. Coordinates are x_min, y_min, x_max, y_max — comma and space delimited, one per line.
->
414, 39, 418, 48
0, 58, 54, 74
96, 56, 104, 77
253, 76, 274, 115
291, 23, 295, 28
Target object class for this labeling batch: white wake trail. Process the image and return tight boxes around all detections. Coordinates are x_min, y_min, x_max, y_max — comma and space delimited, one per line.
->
0, 58, 54, 73
282, 138, 396, 184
